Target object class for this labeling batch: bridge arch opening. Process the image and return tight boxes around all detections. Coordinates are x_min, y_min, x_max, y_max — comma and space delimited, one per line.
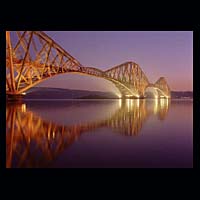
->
145, 86, 169, 99
26, 73, 122, 98
144, 87, 158, 98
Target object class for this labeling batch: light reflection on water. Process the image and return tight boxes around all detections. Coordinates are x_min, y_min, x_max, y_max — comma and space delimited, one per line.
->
6, 99, 193, 168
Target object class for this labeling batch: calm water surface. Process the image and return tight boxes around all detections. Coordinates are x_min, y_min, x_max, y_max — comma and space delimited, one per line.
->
6, 99, 193, 168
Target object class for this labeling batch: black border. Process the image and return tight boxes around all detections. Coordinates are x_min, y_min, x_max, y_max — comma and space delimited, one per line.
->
193, 26, 200, 169
0, 30, 6, 169
1, 16, 199, 184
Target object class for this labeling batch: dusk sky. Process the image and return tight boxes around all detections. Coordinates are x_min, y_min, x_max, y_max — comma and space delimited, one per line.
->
38, 31, 193, 92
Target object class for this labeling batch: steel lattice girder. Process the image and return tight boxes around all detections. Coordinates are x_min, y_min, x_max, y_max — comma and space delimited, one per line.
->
6, 31, 171, 98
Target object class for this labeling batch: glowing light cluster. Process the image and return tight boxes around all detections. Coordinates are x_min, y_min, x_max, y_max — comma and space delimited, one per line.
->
21, 104, 26, 112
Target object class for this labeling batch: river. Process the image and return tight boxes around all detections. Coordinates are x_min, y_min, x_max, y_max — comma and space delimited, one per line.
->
6, 99, 193, 168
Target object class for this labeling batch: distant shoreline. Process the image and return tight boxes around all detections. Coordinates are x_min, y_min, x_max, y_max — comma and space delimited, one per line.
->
20, 98, 193, 101
7, 87, 193, 101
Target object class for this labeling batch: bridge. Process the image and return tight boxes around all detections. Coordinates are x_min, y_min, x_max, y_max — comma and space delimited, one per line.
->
6, 31, 171, 99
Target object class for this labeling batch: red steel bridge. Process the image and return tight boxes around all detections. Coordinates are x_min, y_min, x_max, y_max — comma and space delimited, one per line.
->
6, 31, 171, 98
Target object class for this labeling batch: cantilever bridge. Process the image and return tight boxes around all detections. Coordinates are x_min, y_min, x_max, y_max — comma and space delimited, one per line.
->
6, 31, 171, 98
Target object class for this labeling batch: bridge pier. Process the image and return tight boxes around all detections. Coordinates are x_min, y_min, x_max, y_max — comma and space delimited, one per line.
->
121, 95, 127, 99
138, 95, 145, 99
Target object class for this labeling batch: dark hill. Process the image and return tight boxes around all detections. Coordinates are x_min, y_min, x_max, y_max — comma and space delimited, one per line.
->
171, 91, 193, 99
25, 87, 118, 99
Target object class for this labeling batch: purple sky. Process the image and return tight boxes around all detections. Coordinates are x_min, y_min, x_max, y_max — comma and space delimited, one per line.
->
38, 31, 193, 92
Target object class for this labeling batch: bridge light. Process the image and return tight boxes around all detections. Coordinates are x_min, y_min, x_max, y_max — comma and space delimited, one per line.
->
126, 99, 130, 111
166, 98, 169, 108
160, 98, 165, 108
154, 98, 158, 114
22, 92, 26, 95
119, 99, 122, 107
126, 94, 133, 97
136, 99, 140, 107
48, 132, 50, 140
21, 104, 26, 112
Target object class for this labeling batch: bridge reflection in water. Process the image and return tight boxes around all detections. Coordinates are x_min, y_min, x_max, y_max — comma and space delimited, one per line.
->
6, 99, 170, 168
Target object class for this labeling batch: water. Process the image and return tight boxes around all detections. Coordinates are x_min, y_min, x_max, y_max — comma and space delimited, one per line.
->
6, 99, 193, 168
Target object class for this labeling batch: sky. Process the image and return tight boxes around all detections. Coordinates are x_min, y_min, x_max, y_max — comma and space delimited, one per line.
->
38, 31, 193, 92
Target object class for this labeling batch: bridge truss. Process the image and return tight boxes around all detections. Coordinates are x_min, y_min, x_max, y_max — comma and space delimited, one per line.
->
6, 31, 171, 98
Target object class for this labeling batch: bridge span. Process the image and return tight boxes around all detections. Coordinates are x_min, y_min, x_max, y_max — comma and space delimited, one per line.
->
6, 31, 171, 99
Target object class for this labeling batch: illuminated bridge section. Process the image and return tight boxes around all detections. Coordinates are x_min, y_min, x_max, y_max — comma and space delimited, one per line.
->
6, 31, 171, 98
